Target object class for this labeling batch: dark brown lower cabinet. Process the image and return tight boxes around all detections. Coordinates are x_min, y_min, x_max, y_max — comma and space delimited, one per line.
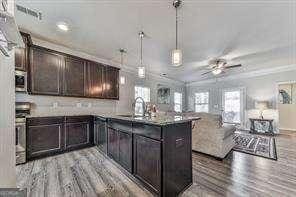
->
133, 134, 161, 194
107, 128, 132, 172
94, 117, 107, 154
118, 131, 132, 172
107, 128, 119, 161
65, 122, 90, 150
27, 116, 94, 160
27, 117, 64, 159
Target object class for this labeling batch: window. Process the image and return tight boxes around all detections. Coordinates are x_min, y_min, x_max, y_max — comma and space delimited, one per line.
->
222, 90, 242, 124
195, 92, 209, 112
135, 86, 150, 115
174, 92, 182, 112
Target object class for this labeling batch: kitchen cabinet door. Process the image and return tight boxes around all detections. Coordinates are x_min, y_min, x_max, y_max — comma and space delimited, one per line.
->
134, 134, 161, 194
65, 121, 91, 150
107, 128, 119, 162
27, 117, 64, 160
104, 66, 119, 99
87, 61, 104, 98
15, 32, 30, 71
63, 56, 86, 97
118, 130, 132, 172
95, 119, 107, 153
29, 47, 63, 95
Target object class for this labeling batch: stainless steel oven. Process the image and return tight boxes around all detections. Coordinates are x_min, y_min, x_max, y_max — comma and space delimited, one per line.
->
15, 102, 31, 164
15, 70, 27, 92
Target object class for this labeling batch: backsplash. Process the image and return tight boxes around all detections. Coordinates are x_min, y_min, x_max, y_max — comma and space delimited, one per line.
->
15, 93, 117, 117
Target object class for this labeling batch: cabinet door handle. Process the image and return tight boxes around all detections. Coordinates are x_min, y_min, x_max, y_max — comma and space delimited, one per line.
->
175, 138, 184, 148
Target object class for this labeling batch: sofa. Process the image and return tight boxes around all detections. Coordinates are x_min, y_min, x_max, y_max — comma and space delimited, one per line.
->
166, 111, 236, 159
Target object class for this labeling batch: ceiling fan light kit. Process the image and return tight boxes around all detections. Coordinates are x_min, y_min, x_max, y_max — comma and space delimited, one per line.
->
212, 68, 222, 75
201, 59, 242, 76
171, 0, 182, 67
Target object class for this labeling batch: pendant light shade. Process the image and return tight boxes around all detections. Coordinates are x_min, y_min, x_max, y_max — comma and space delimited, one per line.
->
171, 0, 182, 67
138, 66, 145, 78
172, 49, 182, 66
119, 48, 127, 84
138, 31, 146, 78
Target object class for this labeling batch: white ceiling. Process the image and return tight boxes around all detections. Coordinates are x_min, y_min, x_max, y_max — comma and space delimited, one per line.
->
15, 0, 296, 83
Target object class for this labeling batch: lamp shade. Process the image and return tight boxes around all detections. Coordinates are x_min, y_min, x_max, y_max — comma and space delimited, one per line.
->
255, 101, 268, 111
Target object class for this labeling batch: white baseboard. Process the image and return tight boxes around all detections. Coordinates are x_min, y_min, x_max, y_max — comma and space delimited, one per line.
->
279, 128, 296, 132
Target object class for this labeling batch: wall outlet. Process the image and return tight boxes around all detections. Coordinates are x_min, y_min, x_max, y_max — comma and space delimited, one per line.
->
52, 102, 58, 108
76, 102, 82, 108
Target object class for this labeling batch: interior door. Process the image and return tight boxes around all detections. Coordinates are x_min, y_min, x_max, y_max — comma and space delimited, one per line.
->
222, 88, 245, 124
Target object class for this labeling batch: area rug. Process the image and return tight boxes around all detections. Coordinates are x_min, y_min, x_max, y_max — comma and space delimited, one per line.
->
233, 132, 277, 160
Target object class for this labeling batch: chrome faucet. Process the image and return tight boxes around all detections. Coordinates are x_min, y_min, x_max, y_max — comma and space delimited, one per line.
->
133, 97, 146, 116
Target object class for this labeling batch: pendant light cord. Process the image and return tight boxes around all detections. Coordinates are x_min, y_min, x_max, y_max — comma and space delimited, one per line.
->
120, 51, 123, 66
175, 6, 178, 49
140, 33, 143, 66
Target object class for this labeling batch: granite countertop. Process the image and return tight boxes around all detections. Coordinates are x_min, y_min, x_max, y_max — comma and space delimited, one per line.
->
98, 114, 201, 126
28, 113, 201, 126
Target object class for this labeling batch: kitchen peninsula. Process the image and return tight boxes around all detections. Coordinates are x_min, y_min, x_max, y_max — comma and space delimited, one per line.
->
26, 114, 200, 196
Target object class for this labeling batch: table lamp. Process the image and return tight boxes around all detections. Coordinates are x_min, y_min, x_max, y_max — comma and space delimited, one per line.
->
255, 101, 268, 119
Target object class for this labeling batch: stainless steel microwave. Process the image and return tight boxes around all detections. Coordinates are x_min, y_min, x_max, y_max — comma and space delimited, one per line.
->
15, 70, 27, 92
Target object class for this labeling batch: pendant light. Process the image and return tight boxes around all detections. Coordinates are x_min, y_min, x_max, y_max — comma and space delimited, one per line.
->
119, 48, 127, 84
172, 0, 182, 67
138, 31, 145, 78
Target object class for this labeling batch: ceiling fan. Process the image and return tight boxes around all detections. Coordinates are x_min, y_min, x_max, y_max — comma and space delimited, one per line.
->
201, 59, 242, 76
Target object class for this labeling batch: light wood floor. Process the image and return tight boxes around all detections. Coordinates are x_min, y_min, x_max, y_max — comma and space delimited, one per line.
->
17, 131, 296, 197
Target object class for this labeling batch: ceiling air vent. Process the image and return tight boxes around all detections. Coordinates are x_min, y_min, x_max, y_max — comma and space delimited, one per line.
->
16, 4, 42, 20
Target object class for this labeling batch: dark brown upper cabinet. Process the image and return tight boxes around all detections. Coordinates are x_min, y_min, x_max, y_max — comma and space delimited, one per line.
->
15, 32, 31, 71
104, 66, 119, 99
87, 61, 104, 98
28, 46, 63, 95
63, 56, 87, 97
27, 40, 119, 99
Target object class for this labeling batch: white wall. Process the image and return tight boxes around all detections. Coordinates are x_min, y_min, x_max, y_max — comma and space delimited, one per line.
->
0, 0, 16, 187
278, 82, 296, 131
279, 104, 296, 131
186, 69, 296, 132
16, 37, 185, 117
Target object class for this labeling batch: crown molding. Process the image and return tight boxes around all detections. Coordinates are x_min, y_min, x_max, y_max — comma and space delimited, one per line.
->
186, 64, 296, 86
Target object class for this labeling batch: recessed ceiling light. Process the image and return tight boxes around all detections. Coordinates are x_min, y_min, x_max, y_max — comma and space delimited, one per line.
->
57, 22, 69, 32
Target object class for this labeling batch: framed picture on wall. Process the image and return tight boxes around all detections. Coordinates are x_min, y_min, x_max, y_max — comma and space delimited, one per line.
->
278, 83, 295, 104
1, 0, 8, 11
157, 85, 170, 104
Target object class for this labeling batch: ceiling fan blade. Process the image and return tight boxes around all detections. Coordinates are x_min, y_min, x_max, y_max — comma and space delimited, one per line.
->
224, 64, 242, 69
201, 70, 213, 75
